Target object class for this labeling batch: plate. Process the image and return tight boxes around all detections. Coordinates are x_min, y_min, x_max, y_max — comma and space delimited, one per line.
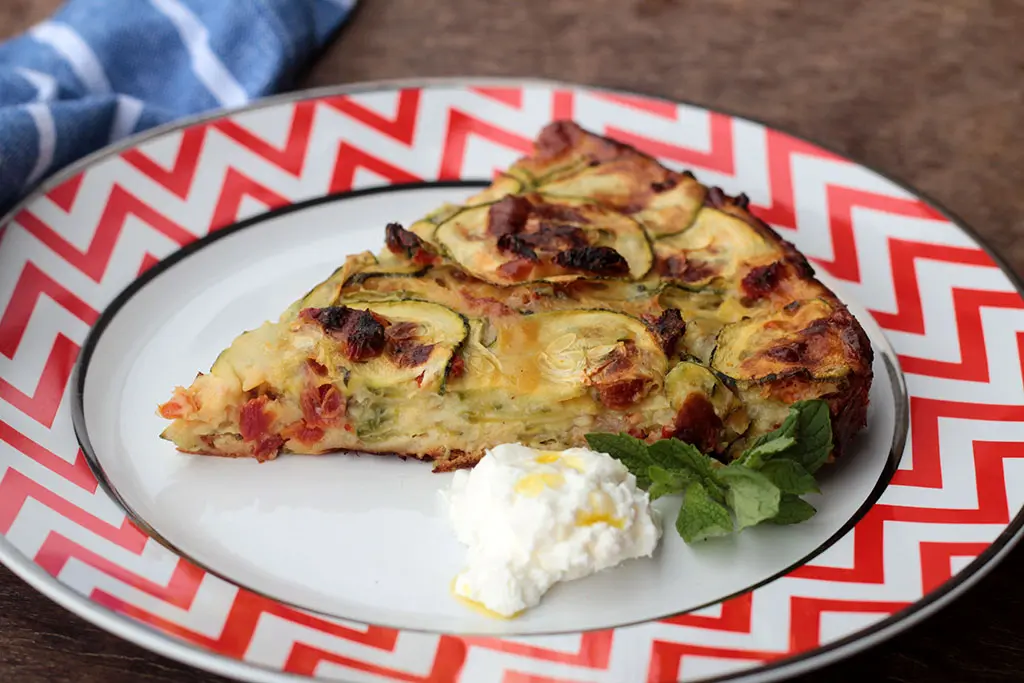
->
1, 78, 1022, 683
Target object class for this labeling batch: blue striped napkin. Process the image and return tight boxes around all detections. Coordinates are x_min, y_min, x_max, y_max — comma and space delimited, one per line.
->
0, 0, 358, 216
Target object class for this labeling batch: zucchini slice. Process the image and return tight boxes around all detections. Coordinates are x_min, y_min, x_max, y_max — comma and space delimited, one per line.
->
541, 167, 706, 239
710, 298, 849, 382
500, 120, 706, 238
408, 175, 525, 245
629, 175, 706, 238
504, 120, 658, 189
408, 203, 464, 245
283, 251, 379, 317
210, 318, 295, 394
658, 285, 737, 364
449, 318, 504, 392
653, 207, 780, 288
343, 261, 430, 287
340, 300, 469, 393
339, 265, 471, 314
665, 360, 749, 440
517, 277, 666, 317
484, 309, 667, 405
464, 173, 526, 205
434, 195, 653, 286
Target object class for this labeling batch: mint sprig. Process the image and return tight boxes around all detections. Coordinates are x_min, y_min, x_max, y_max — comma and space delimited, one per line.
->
676, 482, 733, 543
717, 464, 780, 529
585, 399, 831, 544
742, 399, 832, 473
769, 495, 818, 525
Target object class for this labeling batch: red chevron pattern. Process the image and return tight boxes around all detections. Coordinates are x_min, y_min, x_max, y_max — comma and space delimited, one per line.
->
330, 143, 422, 192
121, 127, 209, 198
662, 594, 753, 632
44, 174, 85, 212
323, 90, 422, 146
438, 110, 533, 180
1, 83, 1023, 683
208, 168, 291, 231
212, 100, 318, 177
14, 187, 195, 282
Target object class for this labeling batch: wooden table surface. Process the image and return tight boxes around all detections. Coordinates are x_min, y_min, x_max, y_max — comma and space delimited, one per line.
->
3, 1, 1024, 681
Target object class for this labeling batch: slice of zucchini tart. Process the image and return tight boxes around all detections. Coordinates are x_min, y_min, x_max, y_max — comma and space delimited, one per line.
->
158, 121, 873, 471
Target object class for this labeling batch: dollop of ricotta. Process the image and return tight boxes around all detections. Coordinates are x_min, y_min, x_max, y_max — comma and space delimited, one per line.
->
446, 443, 661, 617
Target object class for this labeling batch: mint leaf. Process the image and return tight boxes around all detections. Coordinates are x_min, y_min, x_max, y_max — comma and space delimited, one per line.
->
787, 400, 833, 474
648, 438, 726, 502
646, 438, 687, 470
586, 433, 653, 486
648, 465, 677, 485
740, 434, 796, 468
767, 494, 817, 524
648, 481, 677, 500
741, 400, 833, 474
649, 464, 695, 487
717, 464, 781, 529
647, 465, 695, 500
747, 411, 798, 452
748, 435, 796, 457
676, 482, 734, 543
759, 459, 820, 495
589, 400, 829, 544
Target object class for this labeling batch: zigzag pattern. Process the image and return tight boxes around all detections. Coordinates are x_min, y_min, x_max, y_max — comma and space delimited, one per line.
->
1, 83, 1023, 683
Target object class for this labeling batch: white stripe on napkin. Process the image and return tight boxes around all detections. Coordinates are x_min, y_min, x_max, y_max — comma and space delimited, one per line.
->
149, 0, 250, 108
30, 21, 112, 94
23, 103, 57, 187
15, 68, 58, 102
110, 95, 145, 142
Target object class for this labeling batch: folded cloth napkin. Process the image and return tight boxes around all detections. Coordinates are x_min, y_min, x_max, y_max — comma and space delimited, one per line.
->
0, 0, 357, 216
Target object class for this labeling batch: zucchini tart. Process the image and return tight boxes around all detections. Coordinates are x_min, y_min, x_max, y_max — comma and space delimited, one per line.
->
158, 121, 873, 471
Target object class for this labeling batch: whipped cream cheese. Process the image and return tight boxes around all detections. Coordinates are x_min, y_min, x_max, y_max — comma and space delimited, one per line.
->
446, 443, 661, 617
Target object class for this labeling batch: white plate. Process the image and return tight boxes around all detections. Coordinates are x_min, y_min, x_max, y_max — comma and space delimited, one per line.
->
77, 182, 902, 636
2, 78, 1022, 683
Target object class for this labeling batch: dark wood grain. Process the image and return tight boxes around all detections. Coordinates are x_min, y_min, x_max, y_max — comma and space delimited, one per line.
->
0, 0, 62, 39
3, 0, 1024, 681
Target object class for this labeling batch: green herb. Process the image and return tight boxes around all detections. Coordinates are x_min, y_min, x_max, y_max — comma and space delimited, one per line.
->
585, 398, 831, 544
738, 434, 795, 469
743, 399, 831, 474
787, 400, 833, 474
648, 465, 695, 500
759, 459, 819, 495
648, 438, 726, 502
676, 482, 734, 543
717, 464, 780, 529
768, 495, 818, 525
